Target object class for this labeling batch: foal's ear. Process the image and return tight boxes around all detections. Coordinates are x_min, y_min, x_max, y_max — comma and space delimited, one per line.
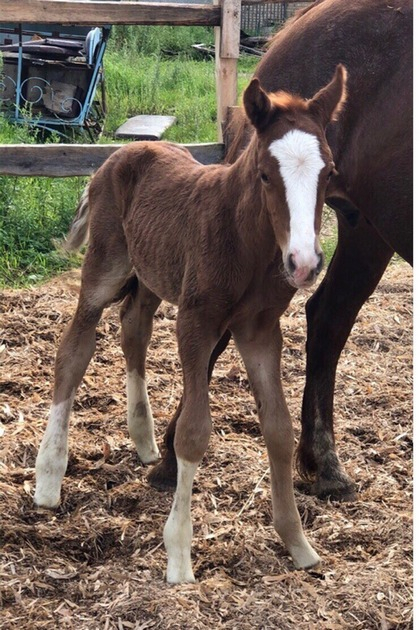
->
243, 78, 272, 131
308, 64, 348, 127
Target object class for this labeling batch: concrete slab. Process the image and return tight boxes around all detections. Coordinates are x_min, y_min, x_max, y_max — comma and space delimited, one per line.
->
115, 115, 176, 140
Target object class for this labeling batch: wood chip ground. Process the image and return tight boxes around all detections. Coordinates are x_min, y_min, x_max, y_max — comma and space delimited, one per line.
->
0, 260, 412, 629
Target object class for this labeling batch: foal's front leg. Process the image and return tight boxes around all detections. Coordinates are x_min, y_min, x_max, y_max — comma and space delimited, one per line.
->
232, 316, 320, 570
163, 309, 218, 583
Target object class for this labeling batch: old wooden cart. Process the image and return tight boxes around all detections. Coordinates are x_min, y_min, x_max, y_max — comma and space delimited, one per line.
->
0, 22, 111, 139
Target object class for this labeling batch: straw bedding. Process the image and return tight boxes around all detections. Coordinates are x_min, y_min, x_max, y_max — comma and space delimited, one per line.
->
0, 260, 412, 629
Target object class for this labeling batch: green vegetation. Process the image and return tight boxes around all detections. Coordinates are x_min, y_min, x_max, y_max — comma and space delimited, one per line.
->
0, 26, 337, 288
103, 27, 257, 141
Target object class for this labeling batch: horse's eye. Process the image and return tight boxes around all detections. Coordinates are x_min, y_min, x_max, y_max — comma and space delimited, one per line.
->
260, 173, 270, 184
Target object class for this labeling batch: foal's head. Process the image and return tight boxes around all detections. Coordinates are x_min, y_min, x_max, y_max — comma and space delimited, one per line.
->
243, 65, 347, 288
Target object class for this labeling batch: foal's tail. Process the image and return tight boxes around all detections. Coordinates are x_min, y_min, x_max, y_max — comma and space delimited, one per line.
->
61, 184, 91, 252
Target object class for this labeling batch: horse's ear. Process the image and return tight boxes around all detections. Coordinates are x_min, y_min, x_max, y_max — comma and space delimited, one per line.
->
308, 64, 348, 127
243, 78, 272, 131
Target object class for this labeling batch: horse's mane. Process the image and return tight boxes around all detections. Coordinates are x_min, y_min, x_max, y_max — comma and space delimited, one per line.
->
268, 91, 308, 110
223, 107, 253, 164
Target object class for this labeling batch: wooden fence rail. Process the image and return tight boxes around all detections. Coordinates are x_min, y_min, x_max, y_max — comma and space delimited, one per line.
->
0, 143, 225, 176
0, 1, 221, 26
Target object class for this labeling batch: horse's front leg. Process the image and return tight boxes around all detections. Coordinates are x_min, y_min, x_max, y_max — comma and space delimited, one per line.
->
299, 215, 393, 500
232, 314, 320, 570
163, 308, 219, 583
148, 329, 231, 490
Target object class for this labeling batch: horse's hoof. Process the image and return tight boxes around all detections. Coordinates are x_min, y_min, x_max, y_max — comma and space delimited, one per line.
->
34, 489, 61, 509
311, 475, 357, 502
147, 460, 177, 491
137, 447, 160, 465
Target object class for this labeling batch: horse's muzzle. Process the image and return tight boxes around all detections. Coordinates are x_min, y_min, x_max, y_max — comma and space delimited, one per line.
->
286, 251, 324, 288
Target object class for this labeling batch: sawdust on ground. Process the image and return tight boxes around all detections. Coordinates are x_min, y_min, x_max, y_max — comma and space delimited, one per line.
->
0, 260, 413, 629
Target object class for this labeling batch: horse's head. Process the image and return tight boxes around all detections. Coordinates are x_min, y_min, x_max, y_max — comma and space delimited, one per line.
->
243, 65, 347, 289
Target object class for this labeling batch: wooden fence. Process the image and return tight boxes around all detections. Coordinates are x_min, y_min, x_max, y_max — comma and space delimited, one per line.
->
0, 0, 307, 176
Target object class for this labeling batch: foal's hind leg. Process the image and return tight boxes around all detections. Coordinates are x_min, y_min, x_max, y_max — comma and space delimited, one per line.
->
232, 314, 320, 570
35, 248, 131, 508
120, 279, 161, 464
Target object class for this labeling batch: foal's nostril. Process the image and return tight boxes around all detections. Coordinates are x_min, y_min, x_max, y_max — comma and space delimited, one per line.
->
287, 253, 296, 274
316, 252, 324, 275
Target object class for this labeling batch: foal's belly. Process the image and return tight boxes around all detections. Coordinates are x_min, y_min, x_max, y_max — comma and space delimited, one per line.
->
128, 248, 184, 306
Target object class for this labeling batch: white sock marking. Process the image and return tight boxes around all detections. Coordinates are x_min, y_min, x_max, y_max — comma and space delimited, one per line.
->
126, 370, 159, 463
269, 129, 324, 270
164, 458, 198, 584
34, 396, 74, 507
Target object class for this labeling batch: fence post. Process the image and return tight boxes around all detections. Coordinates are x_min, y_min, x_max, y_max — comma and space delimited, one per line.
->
214, 0, 241, 142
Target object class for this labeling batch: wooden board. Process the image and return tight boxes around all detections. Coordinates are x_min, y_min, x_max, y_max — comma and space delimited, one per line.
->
220, 0, 241, 59
0, 142, 225, 176
0, 1, 221, 26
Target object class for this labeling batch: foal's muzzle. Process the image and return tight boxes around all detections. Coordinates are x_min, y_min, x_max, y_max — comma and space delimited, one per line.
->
286, 251, 324, 288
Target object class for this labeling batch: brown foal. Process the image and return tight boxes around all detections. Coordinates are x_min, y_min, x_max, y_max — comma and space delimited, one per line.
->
35, 66, 347, 583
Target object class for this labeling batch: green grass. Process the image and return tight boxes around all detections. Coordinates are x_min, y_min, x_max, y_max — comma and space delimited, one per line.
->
0, 172, 86, 286
104, 51, 218, 142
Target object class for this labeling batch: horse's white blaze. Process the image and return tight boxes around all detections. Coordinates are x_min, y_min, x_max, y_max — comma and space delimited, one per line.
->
34, 395, 74, 507
269, 129, 324, 273
164, 458, 198, 584
126, 370, 159, 463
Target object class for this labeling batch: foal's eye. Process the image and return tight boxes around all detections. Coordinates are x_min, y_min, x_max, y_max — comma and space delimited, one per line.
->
260, 173, 270, 184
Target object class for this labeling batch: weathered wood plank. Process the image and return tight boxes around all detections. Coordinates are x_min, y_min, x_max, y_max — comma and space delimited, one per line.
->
220, 0, 241, 59
0, 143, 225, 176
0, 1, 221, 26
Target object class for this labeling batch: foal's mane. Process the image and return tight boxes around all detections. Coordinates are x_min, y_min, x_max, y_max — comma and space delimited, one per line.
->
268, 91, 309, 111
224, 90, 311, 164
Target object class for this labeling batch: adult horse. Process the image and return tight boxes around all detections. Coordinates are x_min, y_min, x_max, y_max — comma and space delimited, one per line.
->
149, 0, 413, 500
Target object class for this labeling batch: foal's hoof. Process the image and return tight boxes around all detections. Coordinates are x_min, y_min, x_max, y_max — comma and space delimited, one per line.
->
147, 458, 177, 491
34, 488, 61, 509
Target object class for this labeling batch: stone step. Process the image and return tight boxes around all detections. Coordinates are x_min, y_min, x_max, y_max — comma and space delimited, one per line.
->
115, 114, 176, 140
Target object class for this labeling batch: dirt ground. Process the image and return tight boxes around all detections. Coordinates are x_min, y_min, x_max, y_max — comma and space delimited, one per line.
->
0, 260, 413, 629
